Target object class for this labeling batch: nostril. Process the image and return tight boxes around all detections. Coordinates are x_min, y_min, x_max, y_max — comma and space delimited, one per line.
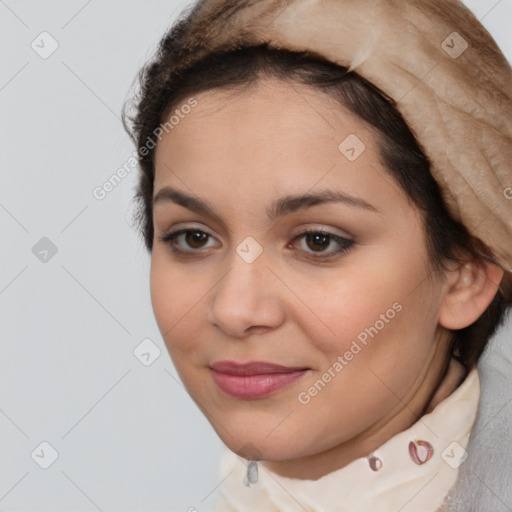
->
245, 325, 270, 336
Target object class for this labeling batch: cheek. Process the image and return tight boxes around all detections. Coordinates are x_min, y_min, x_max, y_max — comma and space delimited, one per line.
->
149, 251, 205, 361
298, 260, 439, 412
292, 248, 439, 393
288, 257, 418, 354
150, 253, 178, 333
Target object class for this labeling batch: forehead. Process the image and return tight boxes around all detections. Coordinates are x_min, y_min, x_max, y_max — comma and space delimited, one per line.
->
154, 78, 378, 174
151, 78, 413, 222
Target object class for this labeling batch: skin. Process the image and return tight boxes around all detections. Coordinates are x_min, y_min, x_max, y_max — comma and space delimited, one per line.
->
150, 78, 503, 480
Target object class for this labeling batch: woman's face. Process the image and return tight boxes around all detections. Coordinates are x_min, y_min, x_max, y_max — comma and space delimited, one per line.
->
150, 79, 453, 477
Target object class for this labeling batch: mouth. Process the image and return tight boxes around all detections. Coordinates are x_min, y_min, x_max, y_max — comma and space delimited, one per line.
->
209, 360, 310, 399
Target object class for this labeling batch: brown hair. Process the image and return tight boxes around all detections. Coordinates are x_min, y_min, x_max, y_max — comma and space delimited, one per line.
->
123, 42, 511, 369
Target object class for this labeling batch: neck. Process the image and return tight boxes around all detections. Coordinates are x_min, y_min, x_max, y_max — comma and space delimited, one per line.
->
425, 356, 467, 413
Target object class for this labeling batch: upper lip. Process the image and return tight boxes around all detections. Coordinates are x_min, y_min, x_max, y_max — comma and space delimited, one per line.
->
210, 361, 309, 376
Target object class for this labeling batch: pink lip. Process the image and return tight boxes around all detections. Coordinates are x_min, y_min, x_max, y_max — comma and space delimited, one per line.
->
210, 361, 310, 399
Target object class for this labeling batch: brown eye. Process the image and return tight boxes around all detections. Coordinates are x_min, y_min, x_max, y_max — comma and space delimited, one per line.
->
292, 230, 355, 259
184, 230, 209, 249
159, 229, 217, 253
305, 232, 331, 252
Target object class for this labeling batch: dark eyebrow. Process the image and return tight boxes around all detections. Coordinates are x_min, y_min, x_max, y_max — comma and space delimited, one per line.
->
152, 186, 378, 221
267, 189, 378, 218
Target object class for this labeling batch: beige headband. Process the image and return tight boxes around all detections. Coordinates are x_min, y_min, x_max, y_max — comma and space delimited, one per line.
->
171, 0, 512, 271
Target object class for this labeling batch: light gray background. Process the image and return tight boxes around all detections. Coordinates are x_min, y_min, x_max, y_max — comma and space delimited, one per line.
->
1, 1, 511, 511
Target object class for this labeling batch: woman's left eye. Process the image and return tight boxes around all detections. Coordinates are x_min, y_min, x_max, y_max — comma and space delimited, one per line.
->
158, 228, 354, 259
290, 230, 354, 259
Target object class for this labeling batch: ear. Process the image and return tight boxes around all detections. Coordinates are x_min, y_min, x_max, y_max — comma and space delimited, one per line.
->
439, 259, 504, 330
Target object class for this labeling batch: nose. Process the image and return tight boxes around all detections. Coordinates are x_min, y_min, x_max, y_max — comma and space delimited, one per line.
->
207, 247, 286, 338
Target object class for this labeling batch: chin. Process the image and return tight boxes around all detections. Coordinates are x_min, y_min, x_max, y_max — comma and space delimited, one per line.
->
215, 428, 305, 462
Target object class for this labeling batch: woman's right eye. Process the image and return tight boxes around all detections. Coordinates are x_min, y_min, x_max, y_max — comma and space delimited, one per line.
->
159, 229, 218, 254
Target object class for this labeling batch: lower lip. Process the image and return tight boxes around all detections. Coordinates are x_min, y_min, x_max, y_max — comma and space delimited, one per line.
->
211, 369, 309, 399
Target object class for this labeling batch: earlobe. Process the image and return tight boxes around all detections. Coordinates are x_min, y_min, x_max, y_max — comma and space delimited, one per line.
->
439, 260, 504, 330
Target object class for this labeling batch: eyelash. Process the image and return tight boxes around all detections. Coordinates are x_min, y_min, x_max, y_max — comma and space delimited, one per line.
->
158, 228, 355, 260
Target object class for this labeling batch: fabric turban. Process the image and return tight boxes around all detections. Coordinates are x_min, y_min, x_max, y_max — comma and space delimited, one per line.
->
167, 0, 512, 273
